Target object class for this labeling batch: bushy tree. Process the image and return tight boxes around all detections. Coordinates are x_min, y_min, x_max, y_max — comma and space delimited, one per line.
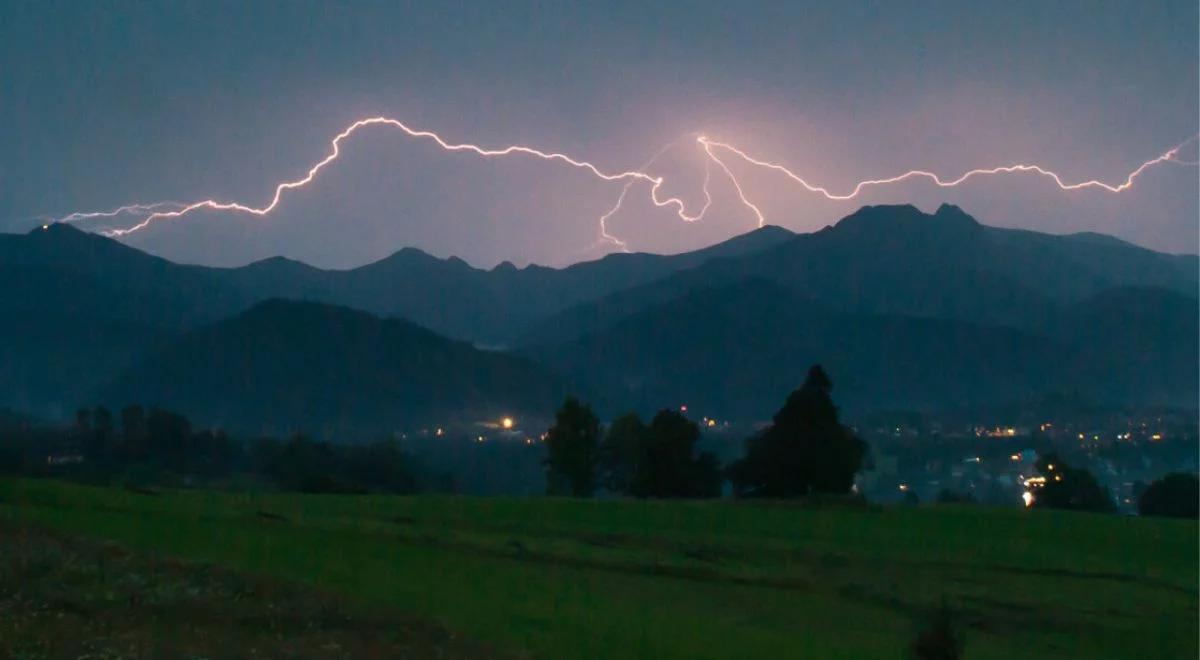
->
119, 405, 147, 460
1031, 453, 1114, 513
629, 410, 721, 498
81, 406, 115, 462
599, 412, 647, 494
146, 407, 192, 470
598, 410, 722, 498
544, 397, 601, 497
1138, 473, 1199, 519
729, 365, 866, 497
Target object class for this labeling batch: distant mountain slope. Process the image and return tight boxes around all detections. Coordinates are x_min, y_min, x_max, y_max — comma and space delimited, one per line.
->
2, 207, 1195, 422
217, 224, 797, 344
0, 222, 793, 413
0, 224, 251, 327
0, 226, 250, 414
1041, 286, 1199, 405
527, 279, 1198, 418
0, 309, 174, 417
519, 204, 1198, 346
101, 300, 568, 436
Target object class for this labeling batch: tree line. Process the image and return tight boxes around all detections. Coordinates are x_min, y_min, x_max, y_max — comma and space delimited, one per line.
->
1, 363, 1193, 516
0, 404, 415, 494
543, 364, 1198, 518
545, 365, 868, 499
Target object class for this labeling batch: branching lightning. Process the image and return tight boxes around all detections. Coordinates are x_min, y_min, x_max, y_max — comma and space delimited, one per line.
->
55, 201, 188, 224
37, 115, 1199, 253
699, 134, 1199, 201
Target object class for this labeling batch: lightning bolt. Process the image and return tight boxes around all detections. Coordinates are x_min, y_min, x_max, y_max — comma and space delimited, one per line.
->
699, 137, 766, 228
84, 116, 706, 239
592, 140, 679, 254
590, 136, 716, 254
55, 201, 188, 224
698, 134, 1200, 202
38, 115, 1198, 253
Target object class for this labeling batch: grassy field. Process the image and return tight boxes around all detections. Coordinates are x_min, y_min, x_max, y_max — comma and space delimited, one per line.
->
0, 521, 509, 659
1, 479, 1195, 659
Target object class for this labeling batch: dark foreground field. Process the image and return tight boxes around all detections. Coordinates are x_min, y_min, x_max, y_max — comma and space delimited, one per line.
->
1, 479, 1195, 659
1, 521, 508, 659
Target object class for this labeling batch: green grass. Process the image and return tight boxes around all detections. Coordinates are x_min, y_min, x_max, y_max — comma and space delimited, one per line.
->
2, 478, 1195, 659
0, 520, 508, 659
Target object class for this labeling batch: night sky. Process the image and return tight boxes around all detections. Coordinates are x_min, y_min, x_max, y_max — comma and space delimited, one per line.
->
2, 1, 1196, 268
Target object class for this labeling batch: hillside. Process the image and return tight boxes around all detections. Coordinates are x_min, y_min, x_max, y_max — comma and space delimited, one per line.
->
101, 300, 568, 436
0, 225, 249, 413
1, 206, 1195, 422
0, 224, 252, 326
527, 279, 1199, 418
520, 204, 1198, 345
4, 479, 1196, 660
217, 224, 797, 344
0, 223, 791, 413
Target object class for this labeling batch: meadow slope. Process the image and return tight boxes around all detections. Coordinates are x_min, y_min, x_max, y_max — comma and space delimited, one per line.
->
1, 479, 1195, 659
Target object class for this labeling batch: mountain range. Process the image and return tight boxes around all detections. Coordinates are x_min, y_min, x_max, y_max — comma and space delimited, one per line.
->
1, 204, 1194, 434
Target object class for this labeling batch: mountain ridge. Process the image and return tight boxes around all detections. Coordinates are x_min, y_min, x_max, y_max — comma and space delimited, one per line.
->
2, 206, 1194, 423
101, 299, 569, 436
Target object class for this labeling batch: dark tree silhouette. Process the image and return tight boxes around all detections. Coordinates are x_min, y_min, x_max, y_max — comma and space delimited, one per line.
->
629, 410, 720, 498
1030, 453, 1114, 513
74, 408, 92, 433
1138, 473, 1199, 519
544, 397, 601, 497
119, 405, 147, 460
729, 365, 866, 497
599, 412, 647, 494
92, 407, 114, 440
82, 406, 115, 462
146, 407, 192, 470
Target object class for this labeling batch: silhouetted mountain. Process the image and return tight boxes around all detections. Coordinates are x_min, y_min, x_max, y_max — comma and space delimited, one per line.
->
0, 223, 791, 413
101, 300, 568, 437
526, 278, 1198, 418
218, 224, 797, 344
2, 207, 1194, 423
1041, 287, 1199, 404
0, 225, 253, 414
0, 223, 251, 327
519, 204, 1197, 345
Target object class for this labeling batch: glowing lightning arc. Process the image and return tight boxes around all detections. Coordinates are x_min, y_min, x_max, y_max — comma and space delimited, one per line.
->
94, 116, 705, 238
698, 134, 1199, 201
40, 115, 1198, 252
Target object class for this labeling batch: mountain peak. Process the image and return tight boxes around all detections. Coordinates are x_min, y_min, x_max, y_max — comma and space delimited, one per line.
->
363, 246, 475, 273
25, 222, 106, 245
28, 221, 85, 236
2, 220, 162, 270
831, 204, 982, 240
934, 203, 978, 224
